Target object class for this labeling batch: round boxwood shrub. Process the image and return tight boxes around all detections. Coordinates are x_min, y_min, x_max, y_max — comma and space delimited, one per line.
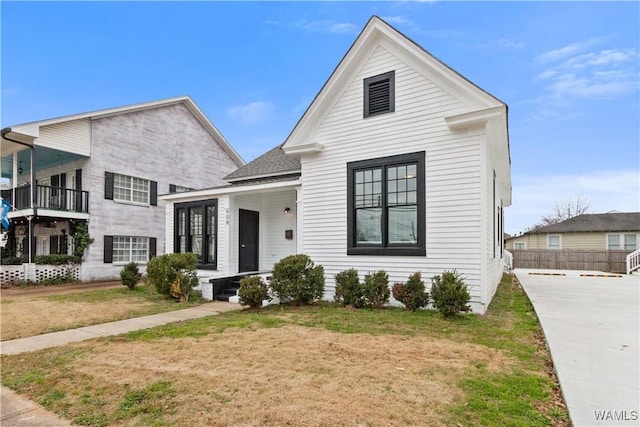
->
270, 254, 325, 305
430, 270, 471, 317
146, 253, 198, 297
362, 270, 390, 309
393, 272, 429, 312
120, 262, 141, 290
334, 268, 363, 307
238, 276, 269, 308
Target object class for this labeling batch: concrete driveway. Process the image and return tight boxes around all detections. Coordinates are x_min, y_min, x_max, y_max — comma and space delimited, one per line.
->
515, 269, 639, 427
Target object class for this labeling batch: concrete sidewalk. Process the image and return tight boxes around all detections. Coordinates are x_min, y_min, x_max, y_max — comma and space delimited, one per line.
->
515, 269, 640, 427
1, 301, 242, 426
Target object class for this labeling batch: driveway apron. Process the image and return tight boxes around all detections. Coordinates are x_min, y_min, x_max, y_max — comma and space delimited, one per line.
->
515, 269, 639, 426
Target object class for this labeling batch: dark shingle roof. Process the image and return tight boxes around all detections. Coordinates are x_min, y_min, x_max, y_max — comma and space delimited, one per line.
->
528, 212, 640, 234
224, 145, 300, 182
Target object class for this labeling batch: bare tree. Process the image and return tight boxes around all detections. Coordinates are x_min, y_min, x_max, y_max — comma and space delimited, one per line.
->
528, 196, 590, 230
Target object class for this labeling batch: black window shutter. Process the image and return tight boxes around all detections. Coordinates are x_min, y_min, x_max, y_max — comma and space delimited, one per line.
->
51, 174, 59, 188
150, 181, 158, 206
149, 237, 157, 259
75, 169, 82, 191
104, 172, 114, 200
50, 235, 59, 255
169, 184, 176, 194
104, 235, 114, 263
60, 173, 67, 188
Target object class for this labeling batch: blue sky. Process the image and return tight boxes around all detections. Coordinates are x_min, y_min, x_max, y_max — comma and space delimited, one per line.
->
1, 1, 638, 234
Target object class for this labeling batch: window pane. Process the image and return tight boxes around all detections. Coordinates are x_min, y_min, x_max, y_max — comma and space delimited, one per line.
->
356, 208, 382, 244
548, 236, 560, 249
608, 234, 620, 249
207, 205, 217, 263
388, 206, 418, 244
355, 171, 364, 184
624, 234, 636, 250
113, 236, 129, 263
131, 237, 148, 262
190, 207, 203, 256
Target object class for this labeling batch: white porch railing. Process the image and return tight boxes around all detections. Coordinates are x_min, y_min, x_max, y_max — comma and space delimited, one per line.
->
626, 248, 640, 275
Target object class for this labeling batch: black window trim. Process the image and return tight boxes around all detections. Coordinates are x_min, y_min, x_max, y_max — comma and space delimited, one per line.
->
364, 70, 395, 118
347, 151, 426, 256
174, 198, 218, 269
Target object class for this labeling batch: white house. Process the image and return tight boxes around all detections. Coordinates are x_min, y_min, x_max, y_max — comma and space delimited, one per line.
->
1, 96, 244, 282
161, 16, 511, 313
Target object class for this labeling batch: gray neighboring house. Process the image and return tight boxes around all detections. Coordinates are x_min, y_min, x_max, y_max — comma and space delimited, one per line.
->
1, 96, 244, 281
506, 212, 640, 251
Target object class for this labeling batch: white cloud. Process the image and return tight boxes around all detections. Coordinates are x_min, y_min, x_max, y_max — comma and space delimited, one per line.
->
535, 38, 605, 63
226, 101, 276, 125
506, 170, 640, 235
294, 19, 358, 34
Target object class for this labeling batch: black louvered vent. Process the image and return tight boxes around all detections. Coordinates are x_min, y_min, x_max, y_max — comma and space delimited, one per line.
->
368, 78, 391, 115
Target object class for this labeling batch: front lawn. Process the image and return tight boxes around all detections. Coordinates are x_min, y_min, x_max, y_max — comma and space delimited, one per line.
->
0, 286, 205, 341
1, 274, 570, 426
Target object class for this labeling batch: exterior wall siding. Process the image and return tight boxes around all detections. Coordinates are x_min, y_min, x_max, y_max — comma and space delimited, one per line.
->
83, 103, 240, 280
39, 119, 92, 156
297, 45, 492, 310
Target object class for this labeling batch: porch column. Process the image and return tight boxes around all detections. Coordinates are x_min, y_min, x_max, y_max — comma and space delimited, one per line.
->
295, 186, 303, 254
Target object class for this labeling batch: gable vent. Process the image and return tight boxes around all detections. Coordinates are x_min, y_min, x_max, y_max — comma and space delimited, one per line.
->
364, 70, 395, 118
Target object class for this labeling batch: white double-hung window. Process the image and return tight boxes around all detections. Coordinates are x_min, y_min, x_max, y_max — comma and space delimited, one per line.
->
112, 236, 149, 263
114, 174, 150, 204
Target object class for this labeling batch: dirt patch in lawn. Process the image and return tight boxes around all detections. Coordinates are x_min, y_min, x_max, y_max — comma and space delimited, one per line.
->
57, 325, 514, 426
0, 296, 160, 341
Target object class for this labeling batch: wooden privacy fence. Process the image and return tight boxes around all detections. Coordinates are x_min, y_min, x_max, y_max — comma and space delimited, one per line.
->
511, 249, 633, 273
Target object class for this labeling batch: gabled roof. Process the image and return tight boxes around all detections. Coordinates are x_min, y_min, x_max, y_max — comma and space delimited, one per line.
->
2, 96, 245, 167
526, 213, 640, 234
282, 15, 508, 155
224, 144, 300, 183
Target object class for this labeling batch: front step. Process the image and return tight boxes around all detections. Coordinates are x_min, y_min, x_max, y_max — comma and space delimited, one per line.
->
215, 286, 239, 302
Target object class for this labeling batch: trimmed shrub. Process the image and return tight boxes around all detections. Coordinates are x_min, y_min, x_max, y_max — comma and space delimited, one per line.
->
146, 253, 198, 297
238, 276, 269, 308
430, 270, 471, 317
362, 270, 390, 309
170, 269, 199, 302
270, 254, 325, 305
393, 272, 429, 312
334, 268, 363, 307
120, 262, 141, 290
34, 254, 82, 265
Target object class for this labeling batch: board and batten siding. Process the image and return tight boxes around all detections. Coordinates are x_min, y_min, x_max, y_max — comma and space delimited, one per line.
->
39, 119, 92, 156
83, 103, 240, 280
297, 45, 492, 310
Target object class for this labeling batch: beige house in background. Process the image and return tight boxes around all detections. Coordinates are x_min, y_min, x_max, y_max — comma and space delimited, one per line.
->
506, 212, 640, 251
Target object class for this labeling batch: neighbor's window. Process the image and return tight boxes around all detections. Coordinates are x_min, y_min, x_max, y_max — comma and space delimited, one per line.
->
114, 174, 149, 204
514, 242, 526, 250
104, 235, 156, 264
175, 199, 217, 268
607, 234, 621, 249
105, 172, 157, 206
364, 70, 395, 118
347, 152, 425, 256
624, 234, 637, 250
109, 236, 151, 263
547, 235, 561, 250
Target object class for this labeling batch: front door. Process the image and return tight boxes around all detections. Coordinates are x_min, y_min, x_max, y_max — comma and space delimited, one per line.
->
239, 209, 259, 272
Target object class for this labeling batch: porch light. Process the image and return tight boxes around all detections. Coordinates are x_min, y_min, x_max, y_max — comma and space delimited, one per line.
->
283, 207, 290, 214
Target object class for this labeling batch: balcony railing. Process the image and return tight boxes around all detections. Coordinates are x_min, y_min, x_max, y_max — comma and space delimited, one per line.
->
1, 185, 89, 214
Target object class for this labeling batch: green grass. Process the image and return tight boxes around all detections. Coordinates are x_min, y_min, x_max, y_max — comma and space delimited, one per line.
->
1, 274, 567, 426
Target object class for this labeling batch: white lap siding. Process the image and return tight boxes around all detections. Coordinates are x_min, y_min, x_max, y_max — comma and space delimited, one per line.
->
298, 45, 491, 311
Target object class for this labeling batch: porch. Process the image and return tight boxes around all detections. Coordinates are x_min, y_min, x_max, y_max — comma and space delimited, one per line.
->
1, 185, 89, 215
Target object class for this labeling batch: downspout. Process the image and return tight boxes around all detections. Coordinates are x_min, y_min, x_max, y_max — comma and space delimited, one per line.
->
1, 128, 37, 263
